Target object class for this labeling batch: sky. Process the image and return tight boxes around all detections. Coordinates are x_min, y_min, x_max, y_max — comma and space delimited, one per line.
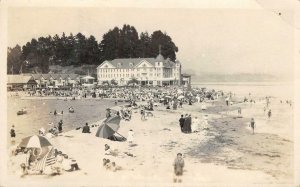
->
5, 0, 300, 79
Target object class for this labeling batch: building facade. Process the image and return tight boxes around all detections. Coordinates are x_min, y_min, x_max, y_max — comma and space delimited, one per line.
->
22, 74, 81, 88
7, 75, 37, 90
96, 54, 182, 86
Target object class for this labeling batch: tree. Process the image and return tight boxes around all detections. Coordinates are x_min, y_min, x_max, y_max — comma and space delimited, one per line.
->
8, 25, 180, 74
86, 35, 101, 65
150, 30, 178, 61
99, 27, 120, 61
137, 32, 151, 58
111, 79, 118, 85
119, 24, 139, 58
7, 45, 22, 74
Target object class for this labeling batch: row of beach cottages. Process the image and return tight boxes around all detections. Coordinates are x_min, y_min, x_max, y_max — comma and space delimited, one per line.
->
7, 74, 96, 90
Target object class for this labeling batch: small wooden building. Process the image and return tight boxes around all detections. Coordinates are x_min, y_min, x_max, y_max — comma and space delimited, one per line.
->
7, 75, 37, 90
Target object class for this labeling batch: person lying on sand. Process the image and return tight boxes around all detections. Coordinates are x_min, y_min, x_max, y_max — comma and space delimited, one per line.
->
104, 144, 134, 157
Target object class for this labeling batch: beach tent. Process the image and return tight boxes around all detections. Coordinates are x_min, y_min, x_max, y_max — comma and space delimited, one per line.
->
19, 135, 52, 148
95, 115, 121, 139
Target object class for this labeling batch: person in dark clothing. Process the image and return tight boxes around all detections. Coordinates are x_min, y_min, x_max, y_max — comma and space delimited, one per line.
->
82, 123, 91, 133
58, 120, 63, 133
186, 114, 192, 133
179, 115, 185, 132
10, 125, 16, 145
182, 114, 189, 133
268, 109, 272, 119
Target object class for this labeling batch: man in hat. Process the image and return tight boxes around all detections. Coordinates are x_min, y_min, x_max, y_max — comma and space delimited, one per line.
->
179, 115, 185, 132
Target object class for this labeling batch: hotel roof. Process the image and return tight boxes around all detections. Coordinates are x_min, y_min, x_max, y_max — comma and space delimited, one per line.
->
103, 56, 178, 69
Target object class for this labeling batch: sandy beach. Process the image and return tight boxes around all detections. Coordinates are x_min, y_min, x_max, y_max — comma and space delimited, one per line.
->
5, 95, 294, 186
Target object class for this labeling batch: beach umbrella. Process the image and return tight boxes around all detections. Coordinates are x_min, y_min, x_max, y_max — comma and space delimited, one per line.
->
19, 135, 52, 148
95, 115, 121, 138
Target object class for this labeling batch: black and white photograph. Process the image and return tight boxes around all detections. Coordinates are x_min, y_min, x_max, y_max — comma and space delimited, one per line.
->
0, 0, 299, 186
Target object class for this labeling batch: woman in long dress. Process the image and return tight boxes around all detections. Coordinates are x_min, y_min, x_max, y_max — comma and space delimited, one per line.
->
191, 116, 200, 132
201, 115, 209, 130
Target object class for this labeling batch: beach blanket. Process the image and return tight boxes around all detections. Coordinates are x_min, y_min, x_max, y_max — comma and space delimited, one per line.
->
32, 147, 57, 173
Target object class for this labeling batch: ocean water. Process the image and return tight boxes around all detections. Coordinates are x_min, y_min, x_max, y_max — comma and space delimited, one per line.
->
192, 81, 294, 99
7, 98, 116, 142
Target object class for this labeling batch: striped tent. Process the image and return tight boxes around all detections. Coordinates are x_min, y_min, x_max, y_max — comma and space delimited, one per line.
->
32, 147, 57, 173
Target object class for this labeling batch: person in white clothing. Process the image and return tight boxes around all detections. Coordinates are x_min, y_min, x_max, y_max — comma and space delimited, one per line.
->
191, 116, 200, 132
201, 103, 207, 110
127, 129, 134, 144
202, 115, 209, 130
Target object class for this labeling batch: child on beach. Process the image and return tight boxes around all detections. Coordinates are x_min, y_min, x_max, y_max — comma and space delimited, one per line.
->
173, 153, 184, 183
250, 118, 255, 134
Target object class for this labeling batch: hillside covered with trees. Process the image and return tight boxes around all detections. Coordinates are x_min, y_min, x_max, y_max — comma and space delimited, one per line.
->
7, 24, 179, 74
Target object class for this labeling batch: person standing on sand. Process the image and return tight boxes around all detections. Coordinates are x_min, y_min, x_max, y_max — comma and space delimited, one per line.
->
58, 120, 63, 133
179, 115, 185, 132
182, 114, 189, 133
238, 107, 242, 117
10, 125, 16, 145
225, 97, 229, 106
192, 116, 200, 133
268, 109, 272, 119
127, 129, 134, 144
250, 118, 255, 134
185, 114, 192, 133
173, 153, 185, 183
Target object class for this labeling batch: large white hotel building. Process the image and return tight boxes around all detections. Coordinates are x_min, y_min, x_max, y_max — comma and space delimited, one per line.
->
96, 53, 183, 86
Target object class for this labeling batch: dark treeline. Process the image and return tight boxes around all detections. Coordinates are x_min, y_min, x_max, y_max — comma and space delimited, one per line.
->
7, 24, 178, 74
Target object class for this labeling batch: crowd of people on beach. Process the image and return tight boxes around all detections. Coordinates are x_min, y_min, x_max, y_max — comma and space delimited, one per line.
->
8, 84, 294, 183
